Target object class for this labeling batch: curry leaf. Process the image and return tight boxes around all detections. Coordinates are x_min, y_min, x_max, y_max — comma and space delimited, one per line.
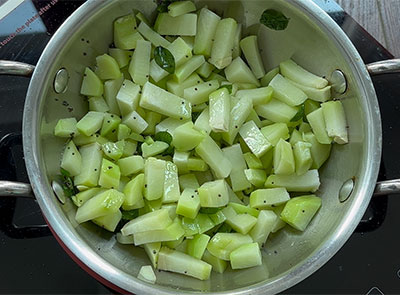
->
154, 131, 173, 144
260, 9, 290, 30
59, 168, 78, 197
290, 104, 305, 122
154, 46, 175, 74
121, 209, 139, 221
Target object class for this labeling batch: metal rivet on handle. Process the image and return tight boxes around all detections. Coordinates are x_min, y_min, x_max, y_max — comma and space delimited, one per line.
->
53, 68, 69, 94
52, 180, 66, 204
339, 178, 355, 203
330, 69, 347, 94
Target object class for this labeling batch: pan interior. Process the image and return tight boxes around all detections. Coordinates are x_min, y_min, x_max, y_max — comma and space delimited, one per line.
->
32, 0, 379, 293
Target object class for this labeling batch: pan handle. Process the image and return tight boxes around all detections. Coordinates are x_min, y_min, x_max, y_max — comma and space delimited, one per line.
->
366, 59, 400, 75
0, 181, 34, 198
374, 180, 400, 196
0, 60, 35, 77
367, 59, 400, 197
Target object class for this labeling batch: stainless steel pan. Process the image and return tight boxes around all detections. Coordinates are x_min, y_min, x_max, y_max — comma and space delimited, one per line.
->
1, 0, 400, 294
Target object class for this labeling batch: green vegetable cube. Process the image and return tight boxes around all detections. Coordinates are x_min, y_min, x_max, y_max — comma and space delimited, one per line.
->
187, 158, 208, 172
173, 151, 190, 174
117, 155, 144, 177
80, 67, 103, 97
122, 111, 148, 134
113, 13, 140, 50
143, 112, 162, 136
76, 111, 105, 136
280, 59, 328, 89
121, 208, 172, 236
154, 13, 198, 36
60, 140, 81, 176
98, 158, 120, 189
174, 55, 205, 83
209, 88, 231, 132
183, 80, 220, 105
269, 74, 307, 107
122, 173, 144, 210
142, 141, 169, 158
198, 180, 229, 208
194, 8, 220, 57
102, 141, 124, 161
250, 188, 290, 209
202, 250, 228, 273
293, 141, 313, 175
225, 57, 260, 86
54, 118, 77, 137
236, 86, 273, 106
187, 234, 210, 259
290, 129, 303, 145
137, 265, 156, 284
243, 152, 263, 169
302, 132, 331, 169
172, 121, 204, 151
144, 242, 161, 268
280, 195, 322, 231
306, 108, 332, 144
140, 82, 192, 120
230, 243, 262, 269
108, 48, 132, 68
166, 37, 192, 67
274, 138, 295, 175
195, 134, 232, 179
209, 18, 237, 69
129, 40, 151, 86
88, 96, 110, 113
117, 124, 131, 141
249, 210, 277, 246
321, 100, 348, 144
116, 79, 140, 116
137, 21, 170, 48
304, 99, 321, 116
255, 98, 298, 123
144, 157, 166, 200
207, 232, 253, 261
179, 174, 199, 190
167, 73, 202, 97
229, 203, 259, 217
163, 161, 180, 203
239, 121, 272, 158
244, 169, 266, 188
104, 76, 124, 115
95, 54, 121, 80
73, 143, 103, 187
265, 169, 320, 192
260, 123, 289, 146
222, 144, 251, 192
209, 210, 226, 225
222, 206, 257, 235
133, 218, 185, 245
196, 62, 215, 78
72, 187, 105, 207
168, 1, 196, 17
271, 205, 287, 233
75, 189, 124, 223
176, 188, 200, 219
122, 140, 137, 157
92, 210, 122, 232
239, 35, 265, 79
157, 247, 212, 280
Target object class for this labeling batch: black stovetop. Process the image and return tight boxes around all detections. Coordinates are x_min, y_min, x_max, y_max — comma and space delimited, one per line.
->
0, 0, 399, 294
